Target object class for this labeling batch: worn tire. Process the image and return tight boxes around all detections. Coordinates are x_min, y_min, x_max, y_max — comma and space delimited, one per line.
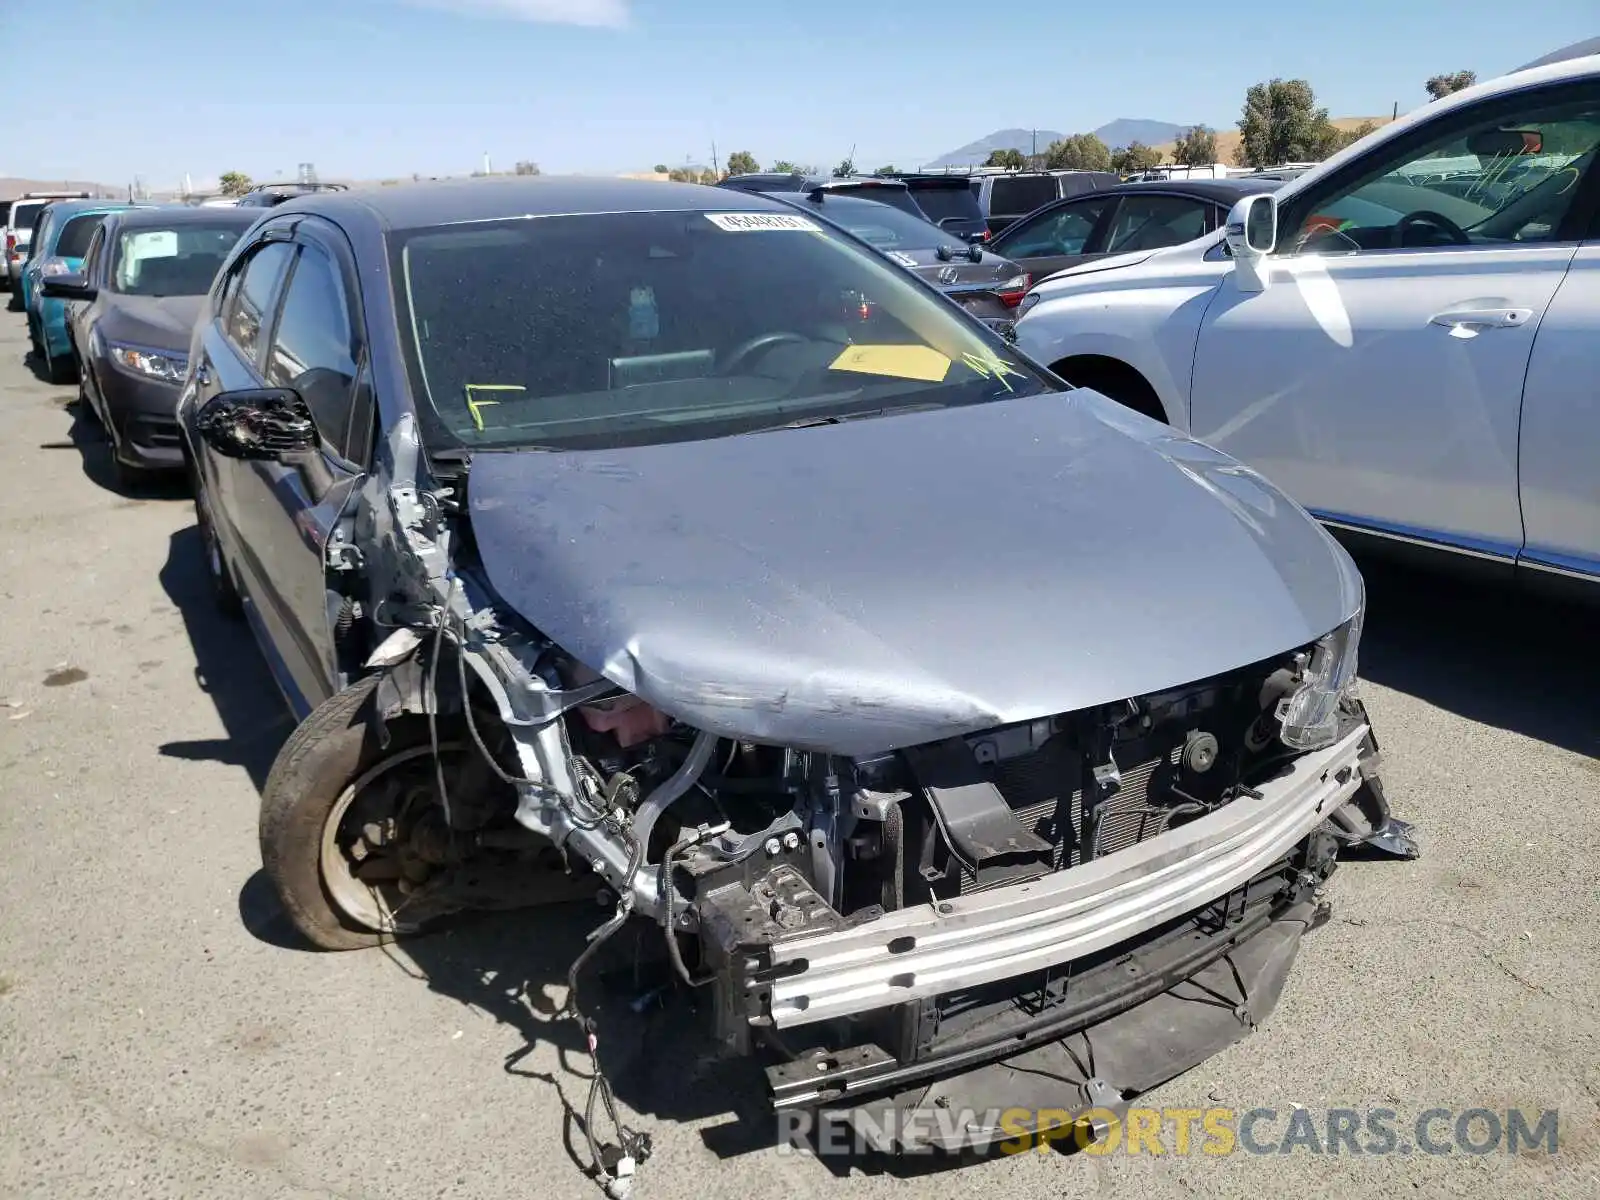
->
260, 676, 431, 951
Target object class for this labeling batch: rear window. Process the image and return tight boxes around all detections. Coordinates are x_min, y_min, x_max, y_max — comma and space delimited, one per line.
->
56, 214, 109, 259
12, 201, 46, 235
905, 184, 985, 225
990, 176, 1061, 216
0, 202, 11, 225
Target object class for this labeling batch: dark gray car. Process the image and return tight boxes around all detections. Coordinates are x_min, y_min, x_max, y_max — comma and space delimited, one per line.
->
45, 205, 261, 483
765, 190, 1029, 325
174, 177, 1411, 1186
990, 177, 1286, 281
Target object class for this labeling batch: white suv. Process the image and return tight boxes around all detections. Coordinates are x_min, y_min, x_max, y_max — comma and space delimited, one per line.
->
1014, 52, 1600, 597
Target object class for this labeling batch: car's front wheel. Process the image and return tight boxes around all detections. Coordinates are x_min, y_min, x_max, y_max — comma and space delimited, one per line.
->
259, 677, 461, 951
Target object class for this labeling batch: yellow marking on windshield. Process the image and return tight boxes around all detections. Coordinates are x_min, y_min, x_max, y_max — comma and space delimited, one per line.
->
961, 350, 1026, 393
464, 383, 526, 431
829, 344, 951, 383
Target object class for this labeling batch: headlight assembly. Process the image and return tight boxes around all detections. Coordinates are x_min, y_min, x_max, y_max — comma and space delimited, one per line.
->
108, 342, 188, 384
1277, 608, 1363, 751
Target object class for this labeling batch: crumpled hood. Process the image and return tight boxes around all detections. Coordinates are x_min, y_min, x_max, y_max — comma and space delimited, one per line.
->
98, 295, 204, 352
468, 392, 1362, 756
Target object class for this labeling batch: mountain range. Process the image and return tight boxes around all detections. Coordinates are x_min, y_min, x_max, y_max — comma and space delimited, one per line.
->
923, 120, 1193, 169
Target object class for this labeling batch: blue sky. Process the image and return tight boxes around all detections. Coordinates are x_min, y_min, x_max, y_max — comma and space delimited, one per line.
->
3, 0, 1594, 188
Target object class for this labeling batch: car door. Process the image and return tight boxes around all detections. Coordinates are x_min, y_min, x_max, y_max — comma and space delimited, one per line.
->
990, 194, 1116, 280
66, 222, 108, 356
1516, 235, 1600, 587
214, 227, 367, 714
1190, 81, 1600, 563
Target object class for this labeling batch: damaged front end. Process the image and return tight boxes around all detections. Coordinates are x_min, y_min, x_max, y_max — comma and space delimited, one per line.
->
321, 414, 1416, 1169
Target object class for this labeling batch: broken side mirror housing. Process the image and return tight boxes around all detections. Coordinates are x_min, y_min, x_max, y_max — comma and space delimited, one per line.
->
1224, 193, 1277, 293
195, 387, 318, 461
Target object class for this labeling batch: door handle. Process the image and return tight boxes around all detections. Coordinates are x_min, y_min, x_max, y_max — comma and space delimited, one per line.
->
193, 363, 212, 386
1428, 307, 1533, 338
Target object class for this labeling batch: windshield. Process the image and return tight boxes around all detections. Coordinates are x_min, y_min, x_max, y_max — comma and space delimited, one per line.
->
794, 196, 951, 250
392, 208, 1047, 451
114, 225, 247, 296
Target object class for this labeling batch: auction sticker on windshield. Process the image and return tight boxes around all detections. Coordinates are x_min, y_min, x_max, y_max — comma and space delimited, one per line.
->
704, 212, 821, 232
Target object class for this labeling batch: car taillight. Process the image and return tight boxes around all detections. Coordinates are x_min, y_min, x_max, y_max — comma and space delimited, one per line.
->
4, 233, 13, 253
996, 274, 1031, 308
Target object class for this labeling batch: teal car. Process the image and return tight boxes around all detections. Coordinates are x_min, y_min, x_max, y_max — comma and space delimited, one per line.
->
24, 200, 136, 381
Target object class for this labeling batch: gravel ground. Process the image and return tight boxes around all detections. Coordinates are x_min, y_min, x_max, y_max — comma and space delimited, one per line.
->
1, 307, 1596, 1200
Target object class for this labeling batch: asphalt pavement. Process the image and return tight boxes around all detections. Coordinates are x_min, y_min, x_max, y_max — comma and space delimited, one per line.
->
0, 306, 1596, 1200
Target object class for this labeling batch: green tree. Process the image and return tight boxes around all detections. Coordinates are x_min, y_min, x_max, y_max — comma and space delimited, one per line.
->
653, 163, 670, 174
832, 155, 856, 178
1312, 119, 1379, 160
1110, 141, 1163, 174
698, 168, 720, 185
1043, 134, 1111, 171
724, 150, 759, 176
1235, 78, 1329, 167
770, 160, 798, 173
1172, 125, 1218, 167
218, 171, 252, 197
1425, 70, 1476, 101
873, 164, 898, 175
667, 166, 698, 182
984, 148, 1026, 170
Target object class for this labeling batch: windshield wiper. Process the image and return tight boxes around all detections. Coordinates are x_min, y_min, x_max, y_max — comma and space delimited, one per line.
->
755, 403, 946, 433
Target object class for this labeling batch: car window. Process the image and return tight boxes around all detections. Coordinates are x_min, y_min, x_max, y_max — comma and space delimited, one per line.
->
991, 176, 1061, 216
115, 224, 248, 296
223, 241, 294, 365
805, 196, 948, 250
264, 243, 360, 457
12, 201, 47, 238
55, 214, 109, 259
906, 184, 985, 227
1285, 95, 1600, 253
1105, 195, 1209, 253
995, 197, 1112, 258
392, 208, 1048, 452
81, 225, 106, 281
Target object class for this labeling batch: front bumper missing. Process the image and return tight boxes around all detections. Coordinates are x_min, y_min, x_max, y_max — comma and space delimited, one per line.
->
768, 725, 1369, 1028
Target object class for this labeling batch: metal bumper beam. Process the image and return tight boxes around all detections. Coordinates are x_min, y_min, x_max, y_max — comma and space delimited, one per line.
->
768, 726, 1368, 1027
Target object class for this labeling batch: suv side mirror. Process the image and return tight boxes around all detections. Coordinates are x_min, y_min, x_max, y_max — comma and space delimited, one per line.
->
195, 388, 318, 461
1223, 193, 1278, 293
42, 272, 95, 301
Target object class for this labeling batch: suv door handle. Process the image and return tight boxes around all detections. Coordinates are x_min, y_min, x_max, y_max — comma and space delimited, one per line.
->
1428, 307, 1533, 338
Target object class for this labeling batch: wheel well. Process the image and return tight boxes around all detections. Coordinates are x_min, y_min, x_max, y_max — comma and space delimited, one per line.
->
1049, 355, 1168, 424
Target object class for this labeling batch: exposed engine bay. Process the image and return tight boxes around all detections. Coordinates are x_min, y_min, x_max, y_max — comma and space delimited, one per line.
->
308, 417, 1418, 1188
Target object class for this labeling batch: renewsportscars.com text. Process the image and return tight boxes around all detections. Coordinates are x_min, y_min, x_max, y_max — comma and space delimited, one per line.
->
777, 1106, 1561, 1157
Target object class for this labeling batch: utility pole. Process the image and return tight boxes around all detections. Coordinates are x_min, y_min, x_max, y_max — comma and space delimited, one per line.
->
711, 140, 719, 177
1392, 100, 1399, 120
1032, 128, 1037, 159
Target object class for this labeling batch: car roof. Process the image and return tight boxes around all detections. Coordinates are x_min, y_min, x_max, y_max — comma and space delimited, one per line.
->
108, 205, 262, 230
1109, 177, 1285, 202
271, 176, 787, 232
37, 199, 137, 220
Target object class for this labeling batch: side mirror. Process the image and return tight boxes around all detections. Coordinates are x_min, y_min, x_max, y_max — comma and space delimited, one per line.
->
1223, 193, 1277, 293
195, 388, 318, 461
42, 273, 95, 301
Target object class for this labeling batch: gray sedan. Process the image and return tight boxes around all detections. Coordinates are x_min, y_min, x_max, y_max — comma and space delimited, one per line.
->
175, 177, 1411, 1186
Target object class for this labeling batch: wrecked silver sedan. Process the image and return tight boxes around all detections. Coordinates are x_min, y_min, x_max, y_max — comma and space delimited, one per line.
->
177, 177, 1415, 1178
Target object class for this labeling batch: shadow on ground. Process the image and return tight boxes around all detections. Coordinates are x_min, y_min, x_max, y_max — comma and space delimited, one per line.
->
1356, 558, 1599, 760
156, 526, 293, 792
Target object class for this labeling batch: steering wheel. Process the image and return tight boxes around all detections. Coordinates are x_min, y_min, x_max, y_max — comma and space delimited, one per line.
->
1393, 210, 1471, 248
718, 331, 808, 374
